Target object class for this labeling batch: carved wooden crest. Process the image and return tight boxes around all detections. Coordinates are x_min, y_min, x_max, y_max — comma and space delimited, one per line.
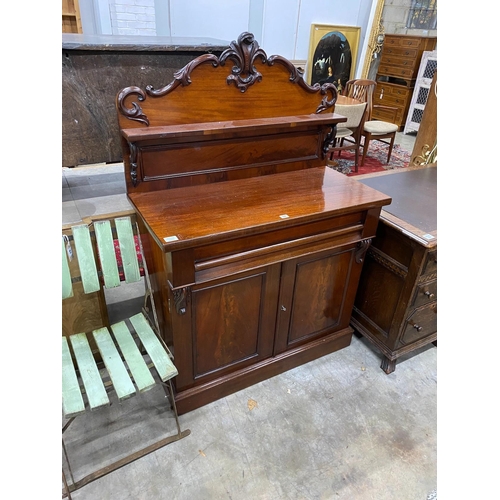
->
117, 32, 338, 126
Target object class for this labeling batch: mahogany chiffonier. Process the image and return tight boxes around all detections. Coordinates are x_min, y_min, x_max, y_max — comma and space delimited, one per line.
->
373, 34, 437, 130
115, 33, 391, 414
351, 165, 437, 374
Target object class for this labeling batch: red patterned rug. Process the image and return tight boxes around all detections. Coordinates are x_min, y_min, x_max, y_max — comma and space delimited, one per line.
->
327, 142, 411, 177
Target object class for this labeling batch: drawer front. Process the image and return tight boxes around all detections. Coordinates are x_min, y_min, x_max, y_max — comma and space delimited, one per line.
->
371, 106, 403, 124
401, 304, 437, 345
381, 55, 417, 70
190, 211, 367, 285
384, 36, 422, 49
378, 64, 416, 79
412, 280, 437, 308
373, 89, 407, 108
374, 83, 410, 101
389, 85, 411, 98
382, 46, 419, 59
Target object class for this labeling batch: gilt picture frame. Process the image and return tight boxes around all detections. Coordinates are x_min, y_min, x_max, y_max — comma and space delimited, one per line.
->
307, 24, 361, 93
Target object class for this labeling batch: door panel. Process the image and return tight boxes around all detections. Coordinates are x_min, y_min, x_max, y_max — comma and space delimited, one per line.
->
174, 264, 280, 389
275, 247, 355, 353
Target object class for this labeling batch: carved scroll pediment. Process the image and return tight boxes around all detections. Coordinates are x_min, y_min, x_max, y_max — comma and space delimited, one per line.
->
116, 32, 338, 125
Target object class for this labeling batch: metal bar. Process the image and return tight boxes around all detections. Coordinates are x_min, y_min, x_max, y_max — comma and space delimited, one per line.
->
63, 429, 191, 494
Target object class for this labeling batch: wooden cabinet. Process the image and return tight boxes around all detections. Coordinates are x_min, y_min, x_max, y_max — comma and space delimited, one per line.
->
373, 34, 437, 130
132, 167, 389, 413
351, 166, 437, 373
115, 33, 391, 413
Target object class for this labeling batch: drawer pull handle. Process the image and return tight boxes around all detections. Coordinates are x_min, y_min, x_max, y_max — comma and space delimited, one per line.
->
413, 324, 423, 332
281, 305, 287, 312
424, 291, 435, 299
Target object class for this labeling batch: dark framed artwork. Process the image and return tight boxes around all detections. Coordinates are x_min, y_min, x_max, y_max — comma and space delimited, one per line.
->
307, 24, 361, 93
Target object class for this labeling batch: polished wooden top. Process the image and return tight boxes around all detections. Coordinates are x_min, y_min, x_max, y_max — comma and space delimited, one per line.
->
129, 166, 391, 252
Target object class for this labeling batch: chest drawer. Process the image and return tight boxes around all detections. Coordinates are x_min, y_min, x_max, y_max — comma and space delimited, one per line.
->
412, 280, 437, 308
378, 64, 416, 79
375, 83, 411, 99
384, 36, 422, 49
380, 55, 417, 70
401, 303, 437, 345
373, 89, 407, 107
382, 46, 419, 59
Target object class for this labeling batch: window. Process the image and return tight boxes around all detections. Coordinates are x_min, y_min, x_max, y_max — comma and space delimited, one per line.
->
406, 0, 437, 30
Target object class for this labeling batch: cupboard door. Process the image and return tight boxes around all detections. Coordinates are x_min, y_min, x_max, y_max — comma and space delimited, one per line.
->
274, 246, 358, 354
173, 264, 280, 390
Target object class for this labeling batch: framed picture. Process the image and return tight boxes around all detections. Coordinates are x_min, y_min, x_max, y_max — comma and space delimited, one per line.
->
307, 24, 361, 92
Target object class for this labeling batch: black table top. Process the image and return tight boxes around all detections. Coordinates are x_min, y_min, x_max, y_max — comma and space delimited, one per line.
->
357, 167, 437, 234
62, 34, 229, 52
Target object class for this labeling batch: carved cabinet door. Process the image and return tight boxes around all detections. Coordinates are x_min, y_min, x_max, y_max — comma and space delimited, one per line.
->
274, 245, 363, 354
172, 263, 281, 391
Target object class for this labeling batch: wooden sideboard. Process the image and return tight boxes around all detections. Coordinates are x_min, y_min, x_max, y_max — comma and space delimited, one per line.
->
115, 32, 391, 414
351, 165, 437, 373
373, 34, 437, 130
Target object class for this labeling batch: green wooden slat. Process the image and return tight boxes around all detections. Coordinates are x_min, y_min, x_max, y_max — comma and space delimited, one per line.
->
72, 225, 100, 294
62, 237, 73, 299
129, 313, 178, 382
62, 337, 85, 418
69, 333, 109, 411
115, 217, 141, 284
111, 320, 155, 392
94, 220, 120, 289
93, 327, 136, 401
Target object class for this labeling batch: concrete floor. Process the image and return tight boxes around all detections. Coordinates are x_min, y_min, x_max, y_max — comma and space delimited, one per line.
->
62, 131, 438, 500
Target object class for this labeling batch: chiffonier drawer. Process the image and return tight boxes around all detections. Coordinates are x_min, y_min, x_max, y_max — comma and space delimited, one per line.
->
412, 280, 437, 308
401, 303, 437, 345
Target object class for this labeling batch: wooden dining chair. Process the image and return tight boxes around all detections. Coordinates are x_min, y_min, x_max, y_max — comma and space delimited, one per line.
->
343, 79, 399, 167
327, 101, 367, 172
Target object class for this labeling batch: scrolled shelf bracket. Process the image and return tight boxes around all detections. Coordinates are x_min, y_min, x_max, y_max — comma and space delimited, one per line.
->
355, 238, 372, 264
173, 287, 188, 315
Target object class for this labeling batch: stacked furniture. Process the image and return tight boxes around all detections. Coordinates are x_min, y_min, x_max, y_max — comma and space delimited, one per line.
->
373, 34, 437, 130
115, 32, 391, 414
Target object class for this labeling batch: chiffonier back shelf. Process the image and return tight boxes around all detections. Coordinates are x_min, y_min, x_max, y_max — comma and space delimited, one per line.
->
116, 32, 347, 193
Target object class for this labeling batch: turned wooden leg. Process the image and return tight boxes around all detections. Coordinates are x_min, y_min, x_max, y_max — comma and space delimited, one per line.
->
381, 356, 396, 374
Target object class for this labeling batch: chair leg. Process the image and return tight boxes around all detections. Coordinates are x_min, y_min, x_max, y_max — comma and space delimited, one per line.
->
361, 133, 371, 167
61, 382, 191, 496
354, 145, 359, 173
386, 133, 396, 164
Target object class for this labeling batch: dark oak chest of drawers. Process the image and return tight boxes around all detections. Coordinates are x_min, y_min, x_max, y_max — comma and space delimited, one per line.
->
373, 34, 437, 129
351, 166, 437, 373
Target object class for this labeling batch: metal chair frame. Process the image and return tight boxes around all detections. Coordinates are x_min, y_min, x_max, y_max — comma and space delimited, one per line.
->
62, 215, 190, 499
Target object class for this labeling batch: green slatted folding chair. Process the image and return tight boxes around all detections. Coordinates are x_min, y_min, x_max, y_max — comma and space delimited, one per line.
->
62, 215, 190, 498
